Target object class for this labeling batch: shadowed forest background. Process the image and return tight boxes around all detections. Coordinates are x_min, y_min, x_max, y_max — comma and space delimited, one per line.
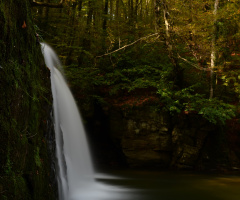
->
34, 0, 240, 124
32, 0, 240, 168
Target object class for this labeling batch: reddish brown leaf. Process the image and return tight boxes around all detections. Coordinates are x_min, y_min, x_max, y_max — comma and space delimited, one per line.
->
22, 21, 27, 28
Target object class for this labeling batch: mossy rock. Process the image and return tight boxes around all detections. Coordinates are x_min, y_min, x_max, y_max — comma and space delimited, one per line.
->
0, 1, 56, 199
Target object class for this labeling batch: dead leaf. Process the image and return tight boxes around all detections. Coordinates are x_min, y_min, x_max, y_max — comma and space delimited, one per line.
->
22, 21, 27, 28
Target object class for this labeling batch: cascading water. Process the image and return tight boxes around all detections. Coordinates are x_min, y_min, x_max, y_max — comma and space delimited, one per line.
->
41, 43, 137, 200
41, 43, 95, 199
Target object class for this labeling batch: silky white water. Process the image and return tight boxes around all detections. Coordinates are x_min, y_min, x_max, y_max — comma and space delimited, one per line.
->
41, 43, 95, 199
40, 43, 136, 200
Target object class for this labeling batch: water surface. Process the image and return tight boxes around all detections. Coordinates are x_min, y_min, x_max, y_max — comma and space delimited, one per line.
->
83, 170, 240, 200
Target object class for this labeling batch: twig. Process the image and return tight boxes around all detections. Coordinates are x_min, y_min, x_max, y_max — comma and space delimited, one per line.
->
96, 33, 160, 58
177, 54, 210, 71
27, 132, 38, 138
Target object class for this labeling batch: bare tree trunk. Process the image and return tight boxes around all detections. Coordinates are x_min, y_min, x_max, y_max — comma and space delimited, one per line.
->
78, 0, 83, 12
135, 0, 139, 24
110, 0, 113, 21
154, 0, 161, 32
102, 0, 109, 51
82, 0, 94, 51
139, 0, 143, 20
103, 0, 109, 31
42, 0, 50, 24
116, 0, 120, 18
120, 0, 128, 20
162, 1, 171, 49
158, 0, 183, 88
65, 3, 78, 65
210, 0, 219, 99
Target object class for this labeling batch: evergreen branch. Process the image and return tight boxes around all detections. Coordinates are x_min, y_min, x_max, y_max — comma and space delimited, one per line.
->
96, 33, 160, 58
31, 0, 64, 8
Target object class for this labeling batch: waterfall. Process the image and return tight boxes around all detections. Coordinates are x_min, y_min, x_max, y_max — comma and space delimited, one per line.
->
41, 42, 137, 200
41, 43, 94, 199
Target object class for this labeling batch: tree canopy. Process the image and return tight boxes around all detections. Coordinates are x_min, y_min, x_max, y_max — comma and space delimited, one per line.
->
33, 0, 240, 124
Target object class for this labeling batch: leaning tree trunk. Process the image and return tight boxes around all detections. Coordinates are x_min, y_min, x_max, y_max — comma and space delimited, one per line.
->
155, 0, 183, 88
0, 1, 56, 199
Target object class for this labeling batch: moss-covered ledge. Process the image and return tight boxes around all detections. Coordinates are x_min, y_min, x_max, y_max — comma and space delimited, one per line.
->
0, 1, 56, 199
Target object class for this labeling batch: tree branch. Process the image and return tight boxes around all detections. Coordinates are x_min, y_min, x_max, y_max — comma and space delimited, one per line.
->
31, 0, 64, 8
177, 54, 210, 71
96, 33, 160, 58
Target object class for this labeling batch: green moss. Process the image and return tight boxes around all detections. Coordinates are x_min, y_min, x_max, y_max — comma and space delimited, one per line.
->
4, 153, 12, 175
0, 1, 56, 199
35, 147, 42, 168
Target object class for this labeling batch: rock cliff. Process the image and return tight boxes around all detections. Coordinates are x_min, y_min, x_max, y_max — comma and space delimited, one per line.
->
93, 106, 240, 171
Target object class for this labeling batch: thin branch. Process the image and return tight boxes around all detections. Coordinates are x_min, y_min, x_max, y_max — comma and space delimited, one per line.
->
96, 33, 160, 58
177, 54, 210, 71
27, 133, 38, 138
26, 131, 38, 138
31, 0, 64, 8
182, 37, 211, 71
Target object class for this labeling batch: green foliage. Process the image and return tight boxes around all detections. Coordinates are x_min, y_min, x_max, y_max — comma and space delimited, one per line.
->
197, 98, 236, 124
95, 43, 171, 95
157, 84, 201, 113
157, 84, 236, 124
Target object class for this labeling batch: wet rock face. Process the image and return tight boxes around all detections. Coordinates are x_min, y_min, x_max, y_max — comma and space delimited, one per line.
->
170, 115, 213, 169
120, 110, 172, 168
107, 107, 240, 170
0, 1, 57, 198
